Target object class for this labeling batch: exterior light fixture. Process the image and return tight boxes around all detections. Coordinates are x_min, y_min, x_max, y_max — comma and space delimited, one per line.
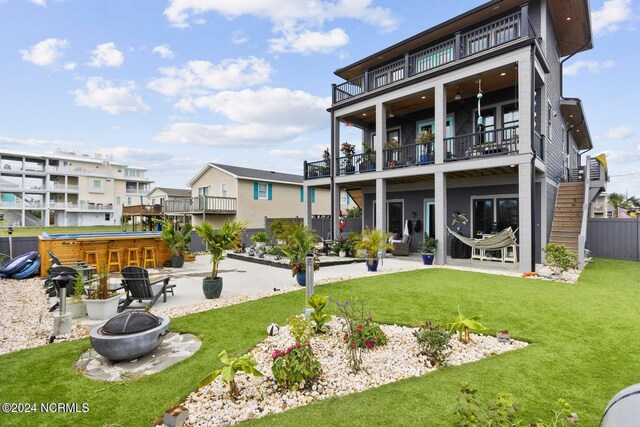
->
500, 72, 506, 76
421, 95, 426, 99
454, 87, 462, 101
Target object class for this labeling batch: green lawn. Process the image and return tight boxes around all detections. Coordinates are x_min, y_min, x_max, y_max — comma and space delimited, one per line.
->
1, 258, 639, 426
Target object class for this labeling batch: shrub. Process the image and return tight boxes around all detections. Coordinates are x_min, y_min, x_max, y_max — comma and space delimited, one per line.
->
287, 315, 314, 344
271, 343, 323, 390
198, 350, 263, 401
445, 307, 487, 344
250, 231, 270, 243
413, 321, 451, 366
306, 294, 331, 334
543, 243, 578, 275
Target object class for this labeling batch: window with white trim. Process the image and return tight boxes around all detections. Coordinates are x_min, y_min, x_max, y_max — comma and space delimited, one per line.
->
221, 183, 228, 197
93, 180, 101, 189
258, 183, 268, 200
198, 186, 209, 197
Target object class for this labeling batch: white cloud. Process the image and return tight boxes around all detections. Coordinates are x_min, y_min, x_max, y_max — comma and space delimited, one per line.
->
163, 0, 398, 54
72, 77, 150, 115
31, 0, 47, 6
269, 28, 349, 54
592, 0, 633, 36
269, 148, 317, 160
20, 38, 68, 66
0, 135, 84, 149
605, 126, 634, 140
563, 59, 615, 76
231, 30, 248, 44
63, 62, 76, 71
96, 146, 169, 163
154, 122, 297, 146
148, 56, 272, 96
152, 44, 174, 59
88, 42, 124, 68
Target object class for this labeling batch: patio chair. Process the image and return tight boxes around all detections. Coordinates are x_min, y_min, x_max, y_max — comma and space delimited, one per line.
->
118, 266, 173, 312
391, 234, 411, 256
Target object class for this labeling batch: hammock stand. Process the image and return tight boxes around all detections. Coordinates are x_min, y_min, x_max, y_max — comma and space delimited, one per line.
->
447, 227, 518, 262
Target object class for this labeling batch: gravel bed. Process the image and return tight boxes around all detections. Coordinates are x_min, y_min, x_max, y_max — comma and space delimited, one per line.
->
182, 320, 527, 426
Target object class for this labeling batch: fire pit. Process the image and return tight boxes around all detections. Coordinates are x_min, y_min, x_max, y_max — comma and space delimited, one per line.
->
89, 311, 170, 362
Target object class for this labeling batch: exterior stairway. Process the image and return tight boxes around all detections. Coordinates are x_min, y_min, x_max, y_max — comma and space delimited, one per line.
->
549, 182, 585, 253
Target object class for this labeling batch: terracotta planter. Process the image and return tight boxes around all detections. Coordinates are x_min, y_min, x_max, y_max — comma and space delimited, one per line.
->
202, 277, 223, 299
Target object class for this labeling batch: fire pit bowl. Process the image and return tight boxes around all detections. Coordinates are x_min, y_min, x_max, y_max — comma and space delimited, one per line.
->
89, 311, 170, 362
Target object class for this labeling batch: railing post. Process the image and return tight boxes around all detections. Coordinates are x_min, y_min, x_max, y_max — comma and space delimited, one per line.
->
331, 84, 336, 104
520, 4, 529, 38
363, 70, 369, 93
303, 161, 308, 179
454, 31, 461, 60
404, 53, 410, 78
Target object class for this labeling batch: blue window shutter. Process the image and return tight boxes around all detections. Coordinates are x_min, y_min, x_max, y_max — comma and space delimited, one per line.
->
311, 188, 316, 203
253, 182, 258, 200
300, 187, 304, 202
267, 183, 273, 200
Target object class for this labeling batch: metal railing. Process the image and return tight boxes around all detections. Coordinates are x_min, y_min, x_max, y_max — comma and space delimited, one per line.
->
533, 132, 545, 160
383, 142, 434, 169
334, 75, 365, 103
444, 126, 519, 161
367, 57, 405, 91
335, 153, 377, 176
461, 11, 520, 57
303, 160, 331, 179
164, 196, 237, 214
408, 39, 456, 77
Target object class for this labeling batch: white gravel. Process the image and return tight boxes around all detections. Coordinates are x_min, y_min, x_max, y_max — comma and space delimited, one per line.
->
182, 320, 527, 426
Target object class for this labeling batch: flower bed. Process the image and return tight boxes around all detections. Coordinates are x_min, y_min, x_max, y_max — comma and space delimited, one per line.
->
182, 320, 527, 426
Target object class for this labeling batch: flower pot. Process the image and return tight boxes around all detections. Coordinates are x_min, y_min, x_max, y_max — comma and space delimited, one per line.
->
202, 277, 223, 299
255, 241, 266, 248
83, 294, 121, 320
67, 300, 87, 319
296, 271, 306, 286
421, 253, 435, 265
170, 255, 185, 268
164, 405, 189, 427
345, 165, 355, 174
338, 251, 347, 258
366, 259, 379, 272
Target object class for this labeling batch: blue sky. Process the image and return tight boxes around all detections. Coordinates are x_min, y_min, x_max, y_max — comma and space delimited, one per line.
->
0, 0, 638, 196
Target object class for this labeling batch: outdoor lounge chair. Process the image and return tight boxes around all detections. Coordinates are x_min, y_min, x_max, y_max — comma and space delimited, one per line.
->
391, 234, 411, 256
118, 266, 173, 312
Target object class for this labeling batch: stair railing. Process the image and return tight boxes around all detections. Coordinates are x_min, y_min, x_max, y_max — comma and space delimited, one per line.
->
577, 155, 591, 269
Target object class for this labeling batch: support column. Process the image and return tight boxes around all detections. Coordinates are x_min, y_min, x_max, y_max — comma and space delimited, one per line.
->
375, 178, 386, 231
332, 183, 341, 239
375, 103, 386, 171
434, 84, 446, 164
434, 172, 447, 265
518, 162, 533, 273
303, 185, 312, 227
540, 178, 548, 250
518, 53, 533, 155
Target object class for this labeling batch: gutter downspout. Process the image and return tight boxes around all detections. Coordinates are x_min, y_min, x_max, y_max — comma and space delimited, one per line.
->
330, 109, 335, 239
529, 46, 537, 272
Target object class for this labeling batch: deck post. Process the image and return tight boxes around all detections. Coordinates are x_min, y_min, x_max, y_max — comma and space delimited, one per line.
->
518, 162, 533, 273
434, 172, 447, 265
303, 185, 312, 228
375, 102, 386, 171
375, 178, 387, 232
434, 83, 446, 164
454, 32, 461, 60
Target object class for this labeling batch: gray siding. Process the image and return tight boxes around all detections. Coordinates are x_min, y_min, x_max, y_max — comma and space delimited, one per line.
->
586, 218, 640, 261
546, 182, 557, 243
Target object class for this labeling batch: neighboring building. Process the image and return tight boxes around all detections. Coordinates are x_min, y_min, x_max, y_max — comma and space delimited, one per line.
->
303, 0, 607, 273
146, 186, 192, 226
165, 163, 331, 229
0, 148, 152, 226
590, 192, 609, 218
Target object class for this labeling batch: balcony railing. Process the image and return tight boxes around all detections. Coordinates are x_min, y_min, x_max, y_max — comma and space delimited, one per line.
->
383, 142, 434, 169
445, 126, 519, 161
332, 10, 523, 103
533, 132, 544, 161
338, 153, 377, 176
303, 160, 331, 179
164, 196, 237, 214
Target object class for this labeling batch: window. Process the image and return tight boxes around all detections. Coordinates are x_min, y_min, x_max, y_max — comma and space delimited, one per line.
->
497, 198, 519, 233
415, 47, 453, 73
93, 180, 101, 189
546, 102, 553, 142
116, 197, 121, 205
472, 196, 519, 237
502, 103, 519, 143
341, 191, 348, 204
254, 182, 272, 200
221, 183, 228, 197
198, 186, 209, 197
476, 108, 496, 144
467, 34, 489, 55
387, 129, 400, 144
127, 197, 131, 205
105, 213, 111, 221
258, 183, 268, 199
473, 199, 494, 236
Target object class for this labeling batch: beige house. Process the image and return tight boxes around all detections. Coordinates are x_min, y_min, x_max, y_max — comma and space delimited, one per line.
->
164, 163, 331, 229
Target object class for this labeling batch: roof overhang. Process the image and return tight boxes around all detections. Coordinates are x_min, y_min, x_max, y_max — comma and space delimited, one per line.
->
547, 0, 592, 56
560, 98, 592, 150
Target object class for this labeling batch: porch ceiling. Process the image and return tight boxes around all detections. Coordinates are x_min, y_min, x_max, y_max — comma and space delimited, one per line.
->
547, 0, 592, 56
560, 99, 592, 150
340, 65, 519, 126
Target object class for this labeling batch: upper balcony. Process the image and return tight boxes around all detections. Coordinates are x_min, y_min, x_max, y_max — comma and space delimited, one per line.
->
332, 9, 529, 104
164, 196, 237, 215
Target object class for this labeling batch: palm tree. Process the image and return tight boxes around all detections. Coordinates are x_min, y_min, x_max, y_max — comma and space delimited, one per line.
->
608, 192, 625, 218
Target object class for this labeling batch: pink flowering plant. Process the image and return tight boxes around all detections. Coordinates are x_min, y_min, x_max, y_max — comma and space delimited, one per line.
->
334, 297, 388, 372
271, 343, 323, 390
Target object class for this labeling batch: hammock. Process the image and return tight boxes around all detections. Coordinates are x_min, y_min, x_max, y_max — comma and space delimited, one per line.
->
447, 227, 517, 250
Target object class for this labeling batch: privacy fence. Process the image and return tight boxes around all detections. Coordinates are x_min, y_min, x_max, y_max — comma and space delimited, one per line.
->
586, 218, 640, 261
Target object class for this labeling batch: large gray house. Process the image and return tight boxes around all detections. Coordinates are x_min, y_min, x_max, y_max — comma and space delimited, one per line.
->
302, 0, 607, 273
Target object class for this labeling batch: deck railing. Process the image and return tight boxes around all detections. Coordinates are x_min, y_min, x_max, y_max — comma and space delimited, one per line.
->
164, 196, 237, 214
303, 160, 331, 179
332, 9, 524, 103
533, 132, 544, 161
337, 153, 377, 176
444, 126, 519, 161
383, 142, 434, 169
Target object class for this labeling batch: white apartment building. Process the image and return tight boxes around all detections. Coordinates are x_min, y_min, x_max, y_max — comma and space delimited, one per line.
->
0, 149, 153, 227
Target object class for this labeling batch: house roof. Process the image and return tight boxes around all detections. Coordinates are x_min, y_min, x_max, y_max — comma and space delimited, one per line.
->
560, 98, 592, 151
334, 0, 592, 81
146, 187, 191, 198
187, 163, 303, 187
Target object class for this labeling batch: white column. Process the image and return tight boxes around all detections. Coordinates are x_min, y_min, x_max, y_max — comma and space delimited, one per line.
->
333, 117, 341, 176
434, 84, 446, 164
434, 172, 447, 264
518, 162, 533, 273
375, 178, 386, 231
375, 103, 386, 171
518, 55, 533, 155
303, 185, 312, 227
540, 179, 548, 250
332, 183, 341, 239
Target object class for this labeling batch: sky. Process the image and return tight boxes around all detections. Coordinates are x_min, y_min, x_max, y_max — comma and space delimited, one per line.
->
0, 0, 638, 196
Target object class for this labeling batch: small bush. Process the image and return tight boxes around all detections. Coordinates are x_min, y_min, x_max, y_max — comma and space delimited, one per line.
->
287, 315, 314, 344
306, 294, 332, 334
271, 343, 323, 390
543, 243, 578, 274
413, 322, 451, 366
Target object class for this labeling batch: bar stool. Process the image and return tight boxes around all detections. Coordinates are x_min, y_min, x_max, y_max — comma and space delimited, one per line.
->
107, 249, 122, 272
126, 248, 140, 266
84, 250, 99, 266
142, 246, 156, 268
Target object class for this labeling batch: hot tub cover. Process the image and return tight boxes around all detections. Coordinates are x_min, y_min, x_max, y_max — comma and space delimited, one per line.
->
101, 311, 161, 335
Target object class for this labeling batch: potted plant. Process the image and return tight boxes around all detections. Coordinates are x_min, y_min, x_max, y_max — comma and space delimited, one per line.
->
341, 142, 356, 174
322, 147, 331, 176
420, 233, 438, 265
385, 140, 400, 167
281, 224, 320, 286
358, 144, 375, 172
154, 218, 193, 268
67, 272, 87, 319
250, 231, 270, 248
195, 219, 247, 299
332, 234, 353, 257
83, 264, 120, 320
356, 228, 394, 272
416, 129, 434, 164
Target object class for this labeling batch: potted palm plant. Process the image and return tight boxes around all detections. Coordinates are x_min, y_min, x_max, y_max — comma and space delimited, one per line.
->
83, 264, 120, 320
67, 272, 87, 319
250, 231, 270, 248
416, 129, 434, 164
154, 218, 193, 268
356, 228, 394, 272
280, 224, 320, 286
420, 233, 438, 265
341, 142, 356, 174
195, 219, 247, 299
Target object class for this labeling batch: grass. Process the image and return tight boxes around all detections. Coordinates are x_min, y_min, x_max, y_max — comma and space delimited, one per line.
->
0, 225, 124, 237
1, 258, 639, 426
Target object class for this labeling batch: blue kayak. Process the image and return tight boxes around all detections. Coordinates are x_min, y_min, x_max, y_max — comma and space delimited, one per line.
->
11, 257, 41, 279
0, 251, 39, 276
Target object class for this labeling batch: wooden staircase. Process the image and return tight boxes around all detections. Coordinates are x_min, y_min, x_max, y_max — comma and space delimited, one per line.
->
548, 182, 585, 253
